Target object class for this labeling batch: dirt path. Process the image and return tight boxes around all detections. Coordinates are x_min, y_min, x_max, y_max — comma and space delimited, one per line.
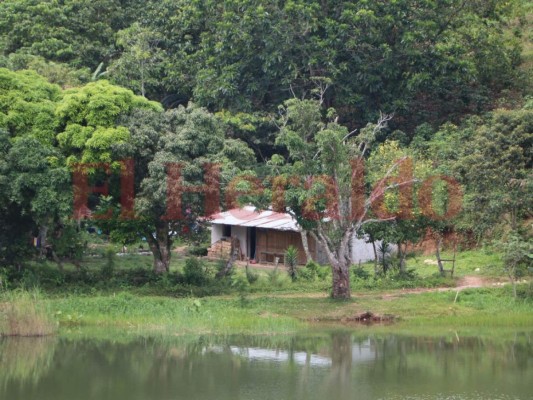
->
254, 275, 503, 301
378, 276, 500, 300
456, 275, 488, 289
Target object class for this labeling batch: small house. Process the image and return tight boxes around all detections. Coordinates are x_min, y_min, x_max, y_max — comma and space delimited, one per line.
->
208, 206, 379, 265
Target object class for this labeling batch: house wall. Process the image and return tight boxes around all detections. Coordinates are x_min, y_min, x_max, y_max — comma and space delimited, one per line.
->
313, 236, 396, 265
211, 224, 224, 245
351, 237, 376, 264
256, 229, 314, 265
211, 223, 391, 266
211, 224, 248, 259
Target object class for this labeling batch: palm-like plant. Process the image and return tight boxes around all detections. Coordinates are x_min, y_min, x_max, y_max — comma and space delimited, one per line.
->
285, 245, 299, 281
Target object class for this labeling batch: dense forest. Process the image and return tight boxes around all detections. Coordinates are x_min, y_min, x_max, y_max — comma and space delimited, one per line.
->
0, 0, 531, 298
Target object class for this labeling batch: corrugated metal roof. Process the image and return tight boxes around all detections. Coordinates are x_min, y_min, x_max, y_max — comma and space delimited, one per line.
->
210, 206, 299, 231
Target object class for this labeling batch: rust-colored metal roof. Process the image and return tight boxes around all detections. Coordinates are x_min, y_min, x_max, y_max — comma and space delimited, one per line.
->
210, 206, 299, 231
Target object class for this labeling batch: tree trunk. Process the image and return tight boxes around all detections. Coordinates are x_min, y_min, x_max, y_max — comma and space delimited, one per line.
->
435, 235, 444, 275
147, 223, 171, 274
300, 230, 313, 263
331, 332, 353, 388
398, 242, 406, 273
331, 259, 351, 299
316, 230, 352, 299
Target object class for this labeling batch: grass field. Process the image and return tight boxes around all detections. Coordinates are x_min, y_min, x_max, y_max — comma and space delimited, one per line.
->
3, 283, 531, 337
1, 246, 531, 337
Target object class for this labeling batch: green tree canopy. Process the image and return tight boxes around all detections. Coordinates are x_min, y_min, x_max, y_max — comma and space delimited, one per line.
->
0, 0, 145, 69
95, 105, 254, 272
414, 106, 533, 239
55, 80, 162, 164
0, 68, 61, 143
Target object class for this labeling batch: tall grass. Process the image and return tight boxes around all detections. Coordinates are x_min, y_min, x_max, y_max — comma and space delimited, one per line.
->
0, 290, 56, 337
50, 292, 303, 335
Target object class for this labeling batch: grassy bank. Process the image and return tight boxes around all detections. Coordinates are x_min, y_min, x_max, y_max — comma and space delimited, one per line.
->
40, 284, 532, 335
1, 247, 531, 336
49, 292, 303, 335
0, 247, 507, 298
2, 285, 532, 337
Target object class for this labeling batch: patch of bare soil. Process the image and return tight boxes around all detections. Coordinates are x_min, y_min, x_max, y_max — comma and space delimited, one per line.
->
343, 311, 395, 324
236, 261, 278, 270
456, 275, 487, 289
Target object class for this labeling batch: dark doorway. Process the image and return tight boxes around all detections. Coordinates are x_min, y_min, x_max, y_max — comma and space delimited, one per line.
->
249, 227, 257, 260
222, 224, 231, 238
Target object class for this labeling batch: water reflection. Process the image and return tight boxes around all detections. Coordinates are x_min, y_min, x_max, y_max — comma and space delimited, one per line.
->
0, 331, 531, 400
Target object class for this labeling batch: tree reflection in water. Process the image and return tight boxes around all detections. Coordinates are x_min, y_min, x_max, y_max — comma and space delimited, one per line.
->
0, 331, 532, 400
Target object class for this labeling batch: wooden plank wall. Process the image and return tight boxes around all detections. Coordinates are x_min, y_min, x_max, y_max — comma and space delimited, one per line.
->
255, 229, 316, 265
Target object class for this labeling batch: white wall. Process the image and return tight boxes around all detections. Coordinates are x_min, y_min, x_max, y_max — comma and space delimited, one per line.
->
351, 236, 397, 264
210, 224, 248, 258
351, 237, 376, 264
211, 224, 224, 245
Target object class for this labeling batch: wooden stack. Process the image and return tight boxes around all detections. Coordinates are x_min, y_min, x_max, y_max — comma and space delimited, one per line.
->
207, 239, 232, 259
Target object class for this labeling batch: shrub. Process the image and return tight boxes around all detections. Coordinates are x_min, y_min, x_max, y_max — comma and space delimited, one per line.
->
299, 261, 320, 281
267, 265, 283, 288
183, 257, 209, 285
394, 268, 418, 280
316, 264, 330, 280
378, 242, 393, 274
352, 266, 371, 280
188, 245, 208, 257
245, 265, 259, 284
100, 246, 116, 279
231, 274, 250, 306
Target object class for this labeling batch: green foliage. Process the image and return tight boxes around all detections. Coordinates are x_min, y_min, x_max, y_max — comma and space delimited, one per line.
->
377, 242, 394, 275
284, 245, 299, 281
267, 265, 283, 288
49, 223, 87, 263
100, 246, 116, 279
495, 231, 533, 297
2, 0, 523, 134
0, 0, 144, 70
1, 53, 90, 87
141, 0, 524, 131
352, 266, 371, 280
499, 232, 532, 276
245, 265, 259, 284
0, 0, 530, 301
299, 261, 321, 281
109, 23, 165, 98
183, 257, 210, 286
351, 269, 452, 291
4, 135, 71, 223
231, 274, 250, 307
55, 80, 161, 164
0, 68, 61, 143
418, 106, 532, 238
188, 245, 208, 257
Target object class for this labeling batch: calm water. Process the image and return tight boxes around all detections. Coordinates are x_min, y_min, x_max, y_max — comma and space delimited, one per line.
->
1, 331, 532, 400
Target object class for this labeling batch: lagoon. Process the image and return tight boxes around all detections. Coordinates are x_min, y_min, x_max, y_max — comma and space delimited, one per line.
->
1, 331, 532, 400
